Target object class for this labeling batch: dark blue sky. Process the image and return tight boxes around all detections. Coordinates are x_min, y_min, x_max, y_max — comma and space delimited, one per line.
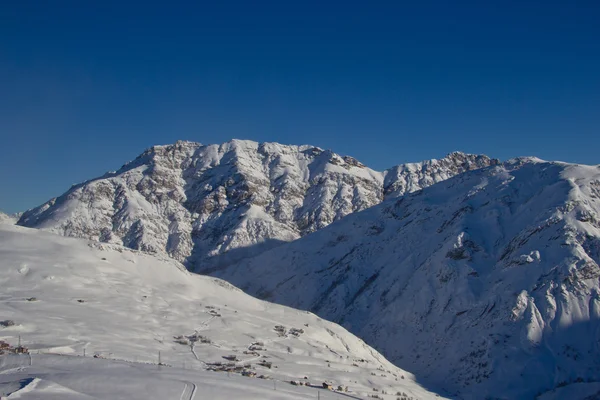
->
1, 1, 599, 213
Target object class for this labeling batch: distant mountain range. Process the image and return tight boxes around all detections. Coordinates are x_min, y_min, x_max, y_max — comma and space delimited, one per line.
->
18, 139, 496, 271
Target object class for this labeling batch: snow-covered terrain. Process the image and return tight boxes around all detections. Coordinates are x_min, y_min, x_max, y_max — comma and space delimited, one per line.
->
214, 159, 600, 399
14, 139, 599, 398
1, 353, 425, 400
0, 212, 18, 225
0, 224, 442, 399
17, 140, 496, 271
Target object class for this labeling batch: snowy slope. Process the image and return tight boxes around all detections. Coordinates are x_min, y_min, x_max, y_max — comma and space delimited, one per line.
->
214, 159, 600, 399
0, 224, 443, 400
1, 353, 411, 400
17, 140, 496, 271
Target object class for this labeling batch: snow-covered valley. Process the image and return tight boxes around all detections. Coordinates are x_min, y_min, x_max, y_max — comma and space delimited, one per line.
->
0, 224, 442, 399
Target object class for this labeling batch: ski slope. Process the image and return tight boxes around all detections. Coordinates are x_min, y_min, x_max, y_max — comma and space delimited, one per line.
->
0, 225, 442, 399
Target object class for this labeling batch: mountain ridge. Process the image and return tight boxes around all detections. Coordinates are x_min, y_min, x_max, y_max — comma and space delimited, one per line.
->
17, 139, 498, 271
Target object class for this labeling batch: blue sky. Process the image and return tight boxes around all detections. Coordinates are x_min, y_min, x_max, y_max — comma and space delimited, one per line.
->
1, 1, 599, 213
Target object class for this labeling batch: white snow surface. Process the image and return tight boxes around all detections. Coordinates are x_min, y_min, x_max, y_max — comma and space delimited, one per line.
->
215, 160, 600, 399
17, 140, 496, 271
0, 212, 18, 225
0, 224, 443, 400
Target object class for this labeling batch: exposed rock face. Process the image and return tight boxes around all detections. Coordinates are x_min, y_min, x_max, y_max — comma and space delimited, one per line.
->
383, 151, 496, 197
214, 159, 600, 398
18, 140, 497, 270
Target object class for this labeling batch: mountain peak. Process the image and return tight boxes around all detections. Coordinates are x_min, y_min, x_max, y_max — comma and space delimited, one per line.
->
383, 151, 499, 197
18, 140, 497, 271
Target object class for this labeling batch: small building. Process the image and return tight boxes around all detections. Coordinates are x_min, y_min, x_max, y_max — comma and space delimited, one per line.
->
242, 370, 257, 378
322, 382, 333, 390
0, 341, 10, 354
257, 360, 272, 369
14, 346, 28, 354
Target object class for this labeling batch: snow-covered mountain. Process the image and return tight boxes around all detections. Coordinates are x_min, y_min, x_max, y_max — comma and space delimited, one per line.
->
0, 224, 443, 399
212, 159, 600, 399
17, 139, 497, 271
9, 139, 600, 397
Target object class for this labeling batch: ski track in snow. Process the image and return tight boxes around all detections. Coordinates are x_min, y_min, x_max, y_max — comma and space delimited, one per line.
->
179, 380, 197, 400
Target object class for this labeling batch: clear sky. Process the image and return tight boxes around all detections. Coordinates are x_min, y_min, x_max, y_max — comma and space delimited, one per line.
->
1, 1, 599, 213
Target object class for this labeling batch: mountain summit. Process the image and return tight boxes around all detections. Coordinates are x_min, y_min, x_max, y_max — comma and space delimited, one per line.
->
18, 139, 497, 270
